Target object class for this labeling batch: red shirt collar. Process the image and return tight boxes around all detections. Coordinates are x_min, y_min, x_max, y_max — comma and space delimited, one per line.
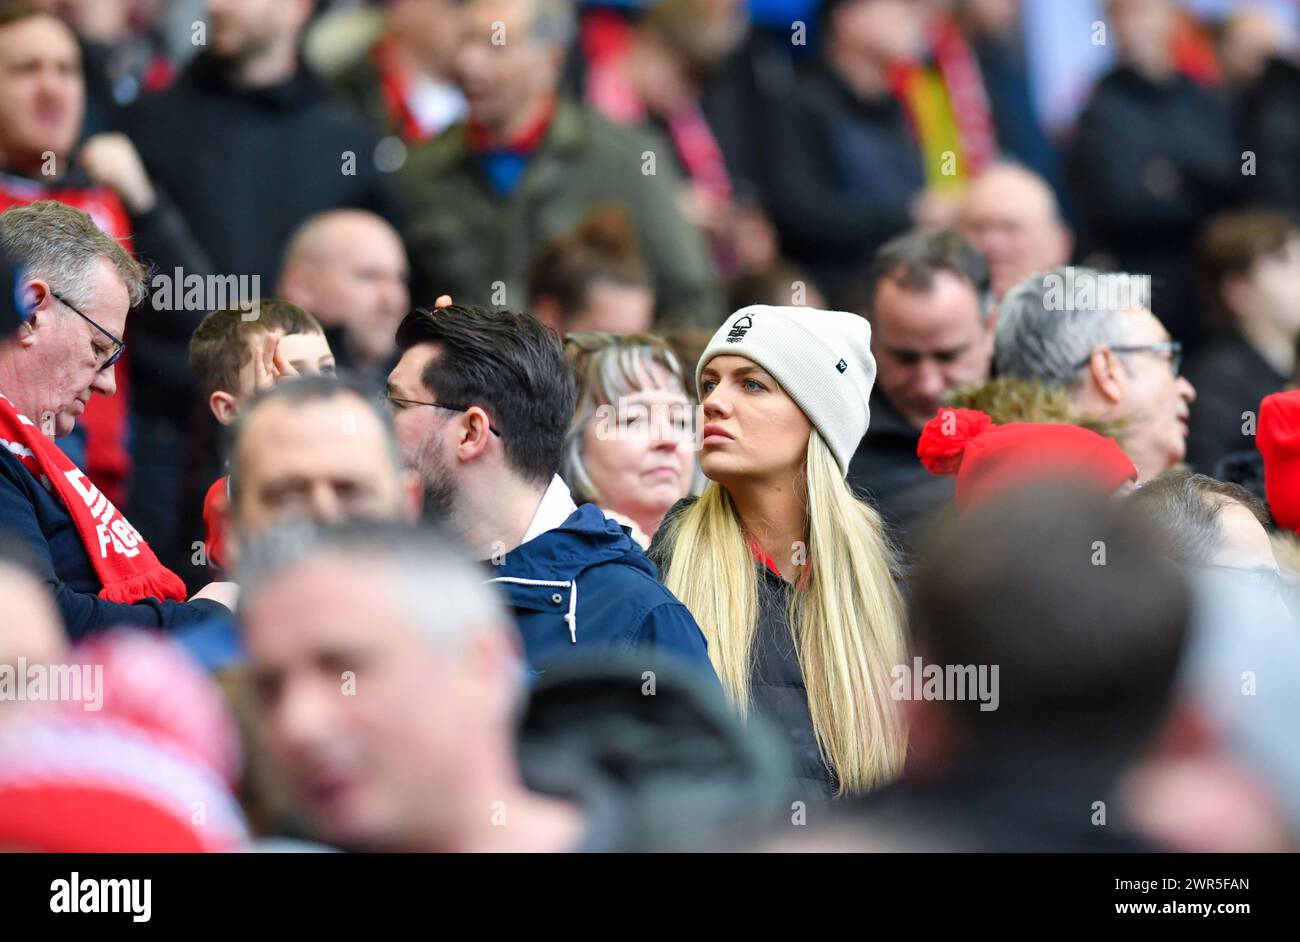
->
465, 97, 557, 154
746, 535, 812, 589
746, 535, 784, 579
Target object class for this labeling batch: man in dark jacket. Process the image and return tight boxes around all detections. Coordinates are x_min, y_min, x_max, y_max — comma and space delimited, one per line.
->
846, 229, 993, 556
119, 0, 397, 291
396, 0, 718, 323
387, 303, 715, 676
1241, 55, 1300, 220
117, 0, 397, 571
1068, 0, 1237, 353
760, 0, 927, 297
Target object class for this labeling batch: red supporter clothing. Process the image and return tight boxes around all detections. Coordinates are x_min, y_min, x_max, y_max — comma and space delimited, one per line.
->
202, 474, 230, 576
0, 169, 135, 506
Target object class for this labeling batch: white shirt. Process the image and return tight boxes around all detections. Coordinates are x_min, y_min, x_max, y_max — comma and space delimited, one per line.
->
519, 475, 578, 546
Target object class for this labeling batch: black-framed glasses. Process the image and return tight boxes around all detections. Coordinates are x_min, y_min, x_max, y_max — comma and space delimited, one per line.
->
1074, 341, 1182, 377
380, 392, 502, 437
52, 290, 124, 371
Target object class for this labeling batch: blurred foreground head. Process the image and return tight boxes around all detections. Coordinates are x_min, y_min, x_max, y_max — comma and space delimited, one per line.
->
239, 521, 535, 851
908, 480, 1189, 773
240, 520, 790, 851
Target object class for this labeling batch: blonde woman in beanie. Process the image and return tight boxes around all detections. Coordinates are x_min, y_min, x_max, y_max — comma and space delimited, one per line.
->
648, 305, 907, 799
562, 333, 698, 548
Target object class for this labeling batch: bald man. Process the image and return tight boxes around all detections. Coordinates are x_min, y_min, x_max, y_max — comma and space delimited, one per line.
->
279, 210, 410, 383
958, 163, 1072, 301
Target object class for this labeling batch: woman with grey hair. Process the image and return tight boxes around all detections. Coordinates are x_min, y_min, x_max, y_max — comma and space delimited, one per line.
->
562, 332, 697, 548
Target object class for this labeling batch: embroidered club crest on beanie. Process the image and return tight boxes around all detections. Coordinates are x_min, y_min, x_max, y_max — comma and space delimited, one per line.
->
696, 305, 876, 475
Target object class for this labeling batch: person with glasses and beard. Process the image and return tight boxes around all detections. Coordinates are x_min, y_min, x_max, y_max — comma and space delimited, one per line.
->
385, 303, 715, 679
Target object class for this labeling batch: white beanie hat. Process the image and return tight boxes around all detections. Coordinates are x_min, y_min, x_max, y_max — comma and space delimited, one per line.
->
696, 305, 876, 476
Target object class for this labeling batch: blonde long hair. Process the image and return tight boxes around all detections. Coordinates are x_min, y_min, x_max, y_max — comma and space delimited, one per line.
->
660, 431, 908, 794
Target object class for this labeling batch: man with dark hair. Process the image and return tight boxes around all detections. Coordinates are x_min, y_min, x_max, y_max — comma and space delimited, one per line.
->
847, 481, 1191, 850
387, 303, 714, 675
846, 228, 993, 552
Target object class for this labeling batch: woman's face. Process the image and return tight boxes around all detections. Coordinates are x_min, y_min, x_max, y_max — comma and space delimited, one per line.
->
581, 364, 695, 534
697, 355, 812, 485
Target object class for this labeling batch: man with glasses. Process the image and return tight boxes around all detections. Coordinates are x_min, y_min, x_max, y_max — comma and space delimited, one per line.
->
995, 266, 1197, 482
0, 201, 236, 639
386, 303, 715, 678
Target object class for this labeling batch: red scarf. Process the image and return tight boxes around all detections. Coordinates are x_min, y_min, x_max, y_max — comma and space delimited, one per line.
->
0, 394, 186, 604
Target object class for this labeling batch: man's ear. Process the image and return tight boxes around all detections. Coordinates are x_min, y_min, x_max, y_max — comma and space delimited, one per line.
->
1087, 347, 1126, 405
454, 406, 495, 462
209, 390, 240, 426
17, 280, 50, 347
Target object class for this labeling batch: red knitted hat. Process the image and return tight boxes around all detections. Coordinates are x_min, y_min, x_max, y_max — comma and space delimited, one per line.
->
1258, 389, 1300, 534
918, 408, 1138, 510
0, 717, 249, 852
0, 631, 248, 852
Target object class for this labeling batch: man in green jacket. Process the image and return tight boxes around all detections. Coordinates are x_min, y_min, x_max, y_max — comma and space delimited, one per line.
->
396, 0, 720, 327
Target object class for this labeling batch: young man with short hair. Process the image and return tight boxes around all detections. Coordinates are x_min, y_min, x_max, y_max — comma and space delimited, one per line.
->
188, 299, 335, 575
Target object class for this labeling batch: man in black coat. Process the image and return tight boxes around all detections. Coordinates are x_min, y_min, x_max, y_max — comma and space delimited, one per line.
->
846, 229, 993, 558
1068, 0, 1237, 354
117, 0, 398, 572
759, 0, 927, 298
119, 0, 398, 291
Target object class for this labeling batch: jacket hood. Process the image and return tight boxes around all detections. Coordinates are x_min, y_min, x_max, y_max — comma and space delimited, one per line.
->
517, 653, 791, 851
495, 503, 657, 582
487, 504, 659, 647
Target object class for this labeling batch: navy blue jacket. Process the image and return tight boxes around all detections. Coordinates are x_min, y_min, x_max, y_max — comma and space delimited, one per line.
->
488, 504, 717, 681
0, 447, 227, 640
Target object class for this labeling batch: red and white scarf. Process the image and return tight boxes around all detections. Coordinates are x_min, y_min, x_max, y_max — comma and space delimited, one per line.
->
0, 393, 186, 604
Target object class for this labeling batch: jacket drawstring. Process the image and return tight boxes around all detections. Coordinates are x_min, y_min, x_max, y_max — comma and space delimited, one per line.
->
485, 576, 578, 644
564, 580, 577, 644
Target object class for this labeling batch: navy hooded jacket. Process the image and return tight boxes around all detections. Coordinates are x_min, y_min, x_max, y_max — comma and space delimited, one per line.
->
487, 503, 717, 681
